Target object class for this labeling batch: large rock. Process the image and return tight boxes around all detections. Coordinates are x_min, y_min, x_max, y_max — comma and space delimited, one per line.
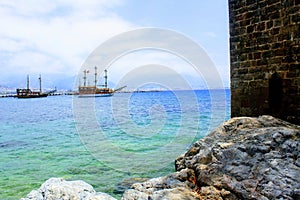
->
21, 178, 116, 200
123, 116, 300, 200
122, 169, 199, 200
22, 116, 300, 200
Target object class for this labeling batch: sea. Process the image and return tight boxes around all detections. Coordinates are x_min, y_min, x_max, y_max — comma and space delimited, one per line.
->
0, 89, 230, 199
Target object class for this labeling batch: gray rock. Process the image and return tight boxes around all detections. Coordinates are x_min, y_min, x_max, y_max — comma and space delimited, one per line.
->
123, 116, 300, 200
114, 178, 149, 196
21, 178, 117, 200
175, 115, 300, 200
122, 169, 200, 200
22, 116, 300, 200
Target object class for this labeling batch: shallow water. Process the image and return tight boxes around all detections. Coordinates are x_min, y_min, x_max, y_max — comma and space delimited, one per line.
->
0, 90, 230, 199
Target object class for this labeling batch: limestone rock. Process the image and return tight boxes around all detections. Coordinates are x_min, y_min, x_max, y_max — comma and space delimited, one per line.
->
21, 178, 116, 200
114, 178, 149, 195
122, 169, 200, 200
123, 115, 300, 200
175, 115, 300, 200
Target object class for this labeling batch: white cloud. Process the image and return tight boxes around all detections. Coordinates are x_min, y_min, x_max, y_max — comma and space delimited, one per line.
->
0, 0, 135, 76
98, 50, 211, 90
0, 1, 229, 89
7, 51, 64, 74
0, 0, 123, 18
0, 0, 57, 17
0, 38, 28, 52
108, 50, 197, 78
202, 31, 218, 38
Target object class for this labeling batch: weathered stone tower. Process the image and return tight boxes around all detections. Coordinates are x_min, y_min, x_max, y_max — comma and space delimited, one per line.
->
229, 0, 300, 124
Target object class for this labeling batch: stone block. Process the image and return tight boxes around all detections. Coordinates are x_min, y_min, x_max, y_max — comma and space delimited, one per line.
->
270, 27, 280, 35
266, 20, 273, 29
292, 14, 300, 23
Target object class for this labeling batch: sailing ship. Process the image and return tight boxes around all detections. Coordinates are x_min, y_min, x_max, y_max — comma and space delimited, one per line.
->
78, 67, 125, 97
16, 75, 50, 98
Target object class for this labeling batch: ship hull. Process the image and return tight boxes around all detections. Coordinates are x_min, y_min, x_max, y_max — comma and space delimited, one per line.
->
16, 88, 48, 98
17, 94, 48, 98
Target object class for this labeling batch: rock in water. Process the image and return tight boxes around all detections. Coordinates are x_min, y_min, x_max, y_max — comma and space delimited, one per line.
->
122, 169, 199, 200
123, 116, 300, 200
114, 178, 149, 195
21, 178, 117, 200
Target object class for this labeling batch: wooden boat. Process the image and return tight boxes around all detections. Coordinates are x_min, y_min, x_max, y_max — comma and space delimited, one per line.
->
16, 75, 48, 98
78, 86, 114, 97
78, 67, 125, 97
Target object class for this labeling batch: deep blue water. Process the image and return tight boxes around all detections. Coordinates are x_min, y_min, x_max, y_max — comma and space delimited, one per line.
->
0, 89, 230, 199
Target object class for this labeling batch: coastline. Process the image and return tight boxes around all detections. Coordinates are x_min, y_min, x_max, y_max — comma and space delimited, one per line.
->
22, 115, 300, 200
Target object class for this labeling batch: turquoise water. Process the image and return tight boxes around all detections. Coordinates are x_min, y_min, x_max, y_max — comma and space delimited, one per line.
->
0, 90, 230, 199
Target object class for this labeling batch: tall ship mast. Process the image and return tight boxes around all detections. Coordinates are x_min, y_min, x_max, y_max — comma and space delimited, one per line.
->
78, 67, 125, 97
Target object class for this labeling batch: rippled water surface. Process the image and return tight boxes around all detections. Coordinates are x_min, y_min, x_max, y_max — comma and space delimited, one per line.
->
0, 90, 230, 199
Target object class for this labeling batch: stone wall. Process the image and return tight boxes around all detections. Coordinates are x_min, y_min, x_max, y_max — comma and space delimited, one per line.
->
229, 0, 300, 124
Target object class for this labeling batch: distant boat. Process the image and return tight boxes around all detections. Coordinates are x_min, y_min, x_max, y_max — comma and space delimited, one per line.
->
16, 75, 54, 98
78, 67, 126, 98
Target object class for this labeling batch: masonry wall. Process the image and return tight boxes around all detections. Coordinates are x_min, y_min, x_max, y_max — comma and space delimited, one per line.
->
229, 0, 300, 124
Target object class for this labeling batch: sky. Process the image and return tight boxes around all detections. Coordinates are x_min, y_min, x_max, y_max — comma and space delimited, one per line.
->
0, 0, 229, 90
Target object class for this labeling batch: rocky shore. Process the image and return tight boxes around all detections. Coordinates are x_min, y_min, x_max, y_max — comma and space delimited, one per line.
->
22, 116, 300, 200
21, 178, 117, 200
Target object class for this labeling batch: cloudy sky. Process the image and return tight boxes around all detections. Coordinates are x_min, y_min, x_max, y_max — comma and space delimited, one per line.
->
0, 0, 229, 89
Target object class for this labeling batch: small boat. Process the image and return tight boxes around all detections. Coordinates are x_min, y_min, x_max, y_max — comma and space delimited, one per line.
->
78, 67, 125, 97
16, 75, 48, 98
